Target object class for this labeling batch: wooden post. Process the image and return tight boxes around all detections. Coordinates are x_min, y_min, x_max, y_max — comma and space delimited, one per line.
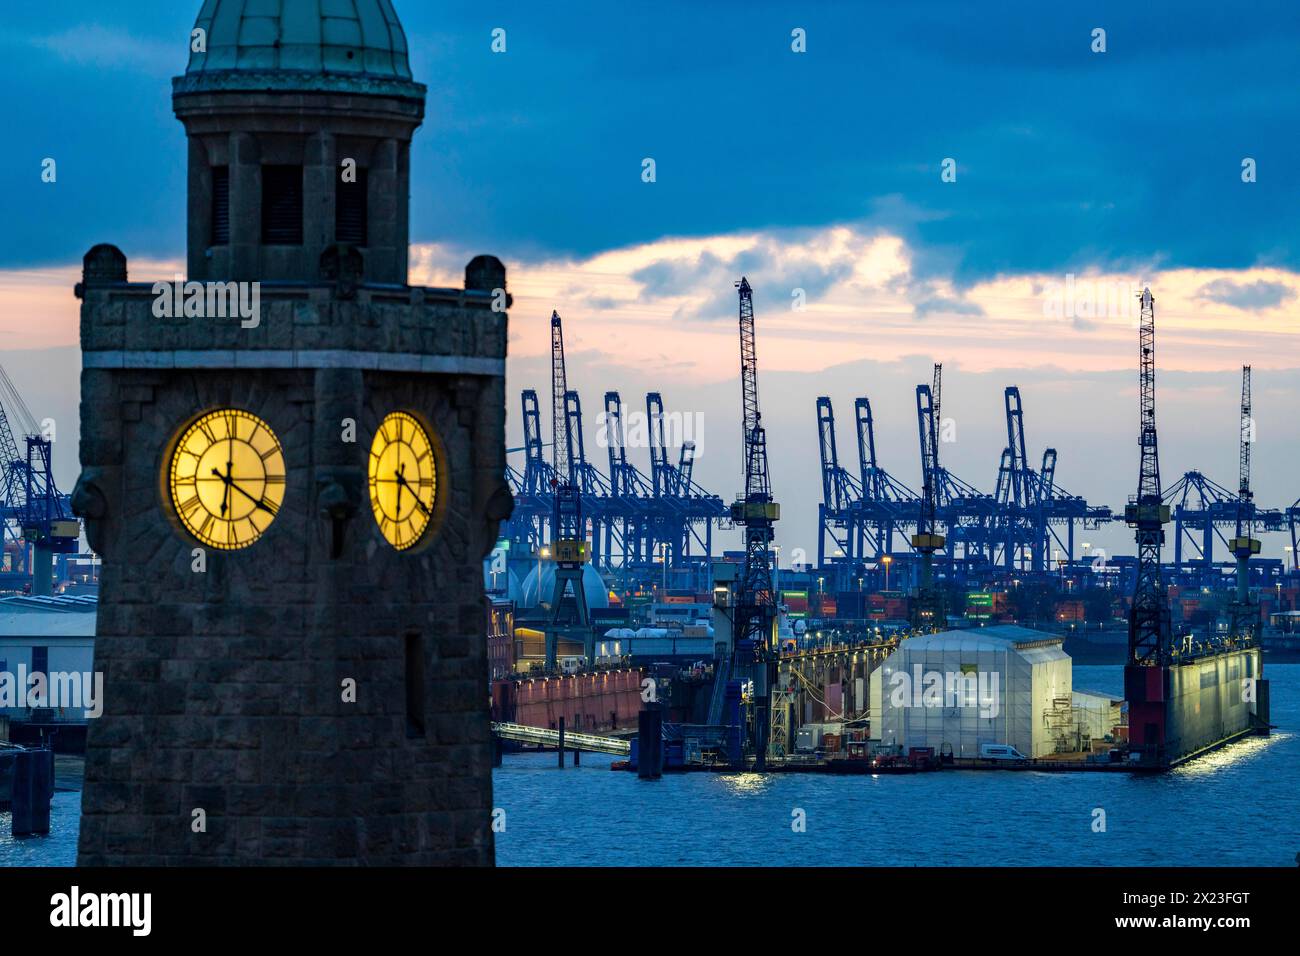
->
557, 717, 565, 768
637, 706, 662, 779
11, 750, 34, 836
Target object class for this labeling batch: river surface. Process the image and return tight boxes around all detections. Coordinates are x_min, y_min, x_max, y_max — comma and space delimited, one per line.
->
5, 665, 1298, 866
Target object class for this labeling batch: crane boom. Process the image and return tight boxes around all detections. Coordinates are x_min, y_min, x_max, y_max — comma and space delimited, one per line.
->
603, 391, 627, 497
854, 397, 879, 499
550, 312, 570, 485
1004, 387, 1029, 508
563, 390, 585, 491
520, 389, 547, 495
1236, 365, 1253, 538
646, 392, 670, 496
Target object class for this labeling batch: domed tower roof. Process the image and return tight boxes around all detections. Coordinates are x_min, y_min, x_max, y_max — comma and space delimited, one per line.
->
178, 0, 421, 97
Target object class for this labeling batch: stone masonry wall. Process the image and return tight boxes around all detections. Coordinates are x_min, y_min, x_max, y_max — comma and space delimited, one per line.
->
76, 280, 507, 865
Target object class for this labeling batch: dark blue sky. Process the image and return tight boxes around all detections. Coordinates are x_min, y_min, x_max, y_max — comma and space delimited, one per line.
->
4, 0, 1298, 282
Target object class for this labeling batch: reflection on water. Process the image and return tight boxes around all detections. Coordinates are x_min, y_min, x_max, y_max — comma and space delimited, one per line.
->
1172, 731, 1290, 777
0, 791, 81, 867
717, 773, 773, 796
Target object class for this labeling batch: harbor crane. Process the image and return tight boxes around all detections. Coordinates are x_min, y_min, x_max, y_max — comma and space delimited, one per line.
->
1227, 365, 1261, 642
545, 311, 590, 668
853, 397, 921, 563
709, 278, 781, 764
603, 390, 654, 568
815, 396, 863, 567
730, 278, 779, 654
912, 364, 946, 626
0, 365, 79, 595
1124, 288, 1173, 761
817, 395, 922, 587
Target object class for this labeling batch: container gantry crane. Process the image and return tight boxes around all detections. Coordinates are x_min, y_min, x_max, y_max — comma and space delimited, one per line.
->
853, 397, 921, 563
915, 365, 999, 578
992, 385, 1036, 571
603, 390, 655, 567
0, 365, 78, 595
500, 388, 554, 556
992, 385, 1114, 573
564, 388, 616, 568
644, 391, 723, 585
912, 367, 947, 626
816, 396, 863, 568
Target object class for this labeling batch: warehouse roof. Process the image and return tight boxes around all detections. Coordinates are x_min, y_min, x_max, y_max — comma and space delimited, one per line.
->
0, 595, 97, 638
898, 625, 1069, 664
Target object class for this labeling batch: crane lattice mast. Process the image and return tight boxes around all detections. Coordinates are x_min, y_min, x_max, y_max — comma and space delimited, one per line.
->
1124, 288, 1171, 667
545, 311, 589, 643
1235, 365, 1253, 539
1228, 364, 1261, 642
731, 278, 778, 651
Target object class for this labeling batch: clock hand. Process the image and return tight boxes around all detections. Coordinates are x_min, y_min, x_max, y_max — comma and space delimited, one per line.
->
226, 419, 235, 514
227, 427, 234, 492
394, 470, 431, 517
225, 477, 277, 515
212, 466, 232, 517
216, 469, 276, 515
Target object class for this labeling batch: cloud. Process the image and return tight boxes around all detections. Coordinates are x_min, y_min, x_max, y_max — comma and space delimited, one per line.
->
1195, 278, 1297, 311
913, 294, 986, 320
24, 24, 177, 73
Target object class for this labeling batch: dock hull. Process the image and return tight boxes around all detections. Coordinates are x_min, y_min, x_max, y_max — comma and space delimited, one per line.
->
1126, 647, 1265, 767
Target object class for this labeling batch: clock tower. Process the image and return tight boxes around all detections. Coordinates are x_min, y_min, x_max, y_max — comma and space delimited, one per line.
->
73, 0, 512, 865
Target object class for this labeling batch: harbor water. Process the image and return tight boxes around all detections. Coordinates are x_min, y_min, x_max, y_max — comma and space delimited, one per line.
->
5, 665, 1299, 867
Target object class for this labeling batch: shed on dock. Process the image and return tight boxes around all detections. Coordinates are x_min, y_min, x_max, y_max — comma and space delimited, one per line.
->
878, 626, 1071, 759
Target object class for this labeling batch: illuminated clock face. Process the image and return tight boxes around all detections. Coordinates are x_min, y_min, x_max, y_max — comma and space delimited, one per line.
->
168, 409, 286, 550
368, 411, 437, 551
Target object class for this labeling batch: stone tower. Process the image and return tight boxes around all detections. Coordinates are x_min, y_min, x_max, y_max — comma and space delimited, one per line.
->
74, 0, 512, 865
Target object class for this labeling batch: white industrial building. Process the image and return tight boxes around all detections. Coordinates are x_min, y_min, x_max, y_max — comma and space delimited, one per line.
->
0, 595, 98, 730
878, 626, 1072, 759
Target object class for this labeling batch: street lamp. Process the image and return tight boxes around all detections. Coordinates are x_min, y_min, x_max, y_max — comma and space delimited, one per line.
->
882, 555, 892, 591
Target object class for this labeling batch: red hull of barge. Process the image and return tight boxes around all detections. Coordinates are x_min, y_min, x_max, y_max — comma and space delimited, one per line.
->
491, 670, 645, 733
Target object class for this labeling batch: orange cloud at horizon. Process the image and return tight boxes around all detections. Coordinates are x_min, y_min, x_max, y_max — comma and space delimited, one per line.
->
3, 227, 1296, 384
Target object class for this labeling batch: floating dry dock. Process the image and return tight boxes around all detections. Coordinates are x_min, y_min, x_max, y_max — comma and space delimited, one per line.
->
1127, 645, 1267, 768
